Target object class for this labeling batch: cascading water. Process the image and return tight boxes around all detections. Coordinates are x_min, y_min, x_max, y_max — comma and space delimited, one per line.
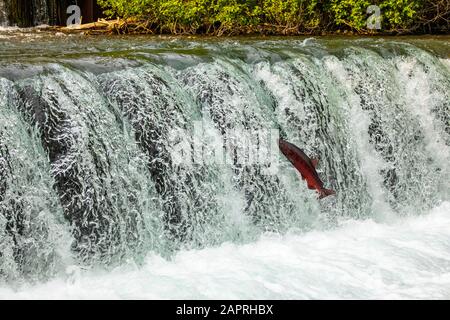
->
32, 0, 49, 26
0, 0, 7, 26
0, 0, 55, 27
0, 78, 70, 280
0, 34, 449, 298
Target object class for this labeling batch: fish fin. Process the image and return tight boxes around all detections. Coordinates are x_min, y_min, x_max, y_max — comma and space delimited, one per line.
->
307, 184, 315, 190
300, 173, 306, 180
311, 158, 319, 168
319, 188, 336, 199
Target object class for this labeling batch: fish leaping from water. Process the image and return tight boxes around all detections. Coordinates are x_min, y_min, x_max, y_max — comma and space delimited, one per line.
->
279, 139, 336, 199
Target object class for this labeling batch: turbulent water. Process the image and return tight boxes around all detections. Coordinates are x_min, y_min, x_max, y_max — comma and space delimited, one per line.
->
0, 33, 449, 299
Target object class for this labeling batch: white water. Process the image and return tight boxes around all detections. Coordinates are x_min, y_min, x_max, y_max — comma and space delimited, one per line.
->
1, 201, 449, 300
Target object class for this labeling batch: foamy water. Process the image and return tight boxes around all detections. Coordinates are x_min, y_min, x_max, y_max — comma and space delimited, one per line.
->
1, 202, 449, 300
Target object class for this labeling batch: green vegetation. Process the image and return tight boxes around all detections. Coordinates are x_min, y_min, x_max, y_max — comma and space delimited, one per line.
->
96, 0, 449, 35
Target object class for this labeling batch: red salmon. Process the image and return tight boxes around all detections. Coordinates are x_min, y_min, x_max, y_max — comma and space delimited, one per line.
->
279, 139, 335, 199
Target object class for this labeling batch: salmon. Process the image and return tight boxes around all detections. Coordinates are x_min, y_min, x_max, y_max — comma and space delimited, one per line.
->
279, 139, 335, 199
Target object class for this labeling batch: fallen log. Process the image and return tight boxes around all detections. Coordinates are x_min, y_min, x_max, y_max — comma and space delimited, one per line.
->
59, 18, 122, 33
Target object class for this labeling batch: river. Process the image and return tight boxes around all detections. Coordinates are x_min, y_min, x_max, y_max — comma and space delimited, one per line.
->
0, 31, 449, 299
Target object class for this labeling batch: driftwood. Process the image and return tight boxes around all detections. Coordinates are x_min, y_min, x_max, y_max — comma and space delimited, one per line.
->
60, 18, 119, 33
56, 18, 155, 35
63, 21, 111, 31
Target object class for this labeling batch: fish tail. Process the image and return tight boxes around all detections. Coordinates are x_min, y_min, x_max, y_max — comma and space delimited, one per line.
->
319, 188, 336, 199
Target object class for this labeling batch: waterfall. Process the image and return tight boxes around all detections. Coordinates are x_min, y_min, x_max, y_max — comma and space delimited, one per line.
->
0, 38, 449, 281
0, 0, 7, 26
0, 78, 70, 281
0, 0, 53, 27
32, 0, 49, 26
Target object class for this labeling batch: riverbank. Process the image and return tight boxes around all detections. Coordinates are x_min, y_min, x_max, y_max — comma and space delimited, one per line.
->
1, 1, 448, 35
44, 18, 445, 37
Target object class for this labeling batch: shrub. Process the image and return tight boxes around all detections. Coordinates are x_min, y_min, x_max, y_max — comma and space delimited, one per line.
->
96, 0, 449, 34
